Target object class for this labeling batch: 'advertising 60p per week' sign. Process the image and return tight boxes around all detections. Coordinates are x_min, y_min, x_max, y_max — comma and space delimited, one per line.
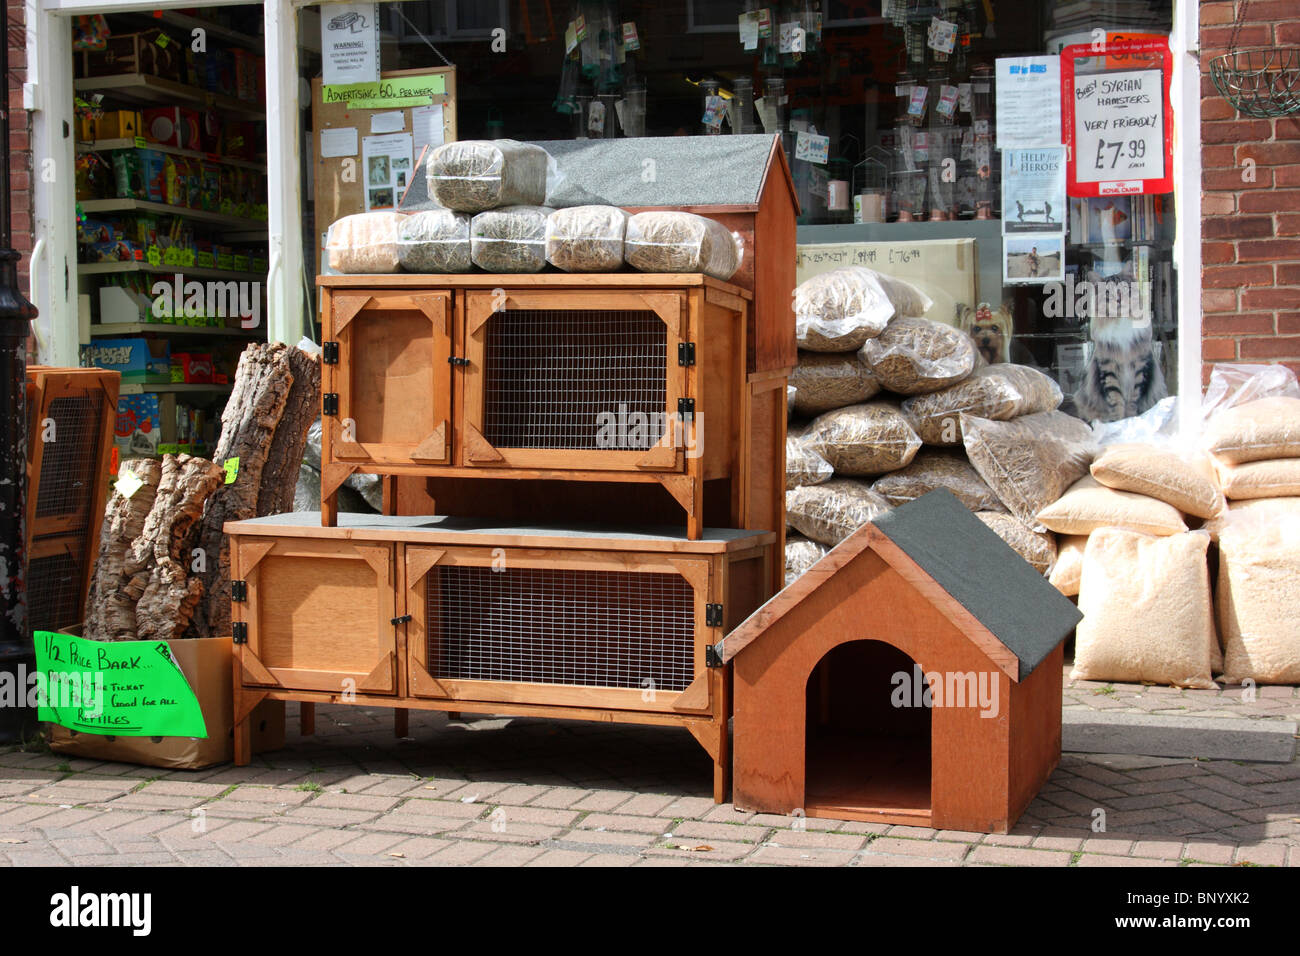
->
34, 631, 207, 737
1061, 38, 1174, 197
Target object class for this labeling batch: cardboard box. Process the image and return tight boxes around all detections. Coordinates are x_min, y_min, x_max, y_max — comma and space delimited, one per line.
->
115, 393, 161, 457
98, 286, 155, 325
82, 109, 143, 141
49, 635, 285, 770
90, 336, 170, 384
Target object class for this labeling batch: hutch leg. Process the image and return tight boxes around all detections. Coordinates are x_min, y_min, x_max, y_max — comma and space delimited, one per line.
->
687, 508, 704, 541
381, 476, 399, 515
321, 488, 338, 527
394, 708, 409, 738
300, 702, 316, 736
233, 712, 252, 767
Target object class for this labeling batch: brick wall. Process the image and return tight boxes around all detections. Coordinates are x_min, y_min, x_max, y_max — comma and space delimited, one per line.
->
1200, 0, 1300, 384
7, 0, 33, 361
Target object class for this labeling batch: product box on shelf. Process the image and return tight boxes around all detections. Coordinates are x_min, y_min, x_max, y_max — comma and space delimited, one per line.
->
98, 285, 154, 325
84, 239, 143, 263
81, 30, 183, 81
170, 352, 214, 384
91, 336, 170, 385
114, 393, 161, 458
143, 107, 202, 150
80, 109, 143, 141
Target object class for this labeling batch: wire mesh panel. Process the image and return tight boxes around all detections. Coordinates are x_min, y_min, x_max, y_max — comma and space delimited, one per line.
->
431, 565, 696, 692
33, 392, 105, 521
482, 310, 668, 450
27, 545, 86, 634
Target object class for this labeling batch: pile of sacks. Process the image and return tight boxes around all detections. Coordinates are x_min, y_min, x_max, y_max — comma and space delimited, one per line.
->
784, 265, 1087, 584
1055, 365, 1300, 688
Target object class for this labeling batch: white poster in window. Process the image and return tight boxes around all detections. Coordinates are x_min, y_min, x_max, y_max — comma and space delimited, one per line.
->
320, 126, 358, 159
411, 104, 445, 159
995, 56, 1062, 149
1003, 233, 1065, 285
361, 132, 413, 211
322, 3, 380, 88
1001, 147, 1067, 235
1071, 69, 1165, 185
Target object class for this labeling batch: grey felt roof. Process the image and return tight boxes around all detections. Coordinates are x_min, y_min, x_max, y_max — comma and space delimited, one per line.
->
871, 490, 1083, 680
401, 134, 785, 212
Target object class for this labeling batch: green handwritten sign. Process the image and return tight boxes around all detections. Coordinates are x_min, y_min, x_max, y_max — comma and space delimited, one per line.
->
322, 74, 446, 109
34, 631, 207, 737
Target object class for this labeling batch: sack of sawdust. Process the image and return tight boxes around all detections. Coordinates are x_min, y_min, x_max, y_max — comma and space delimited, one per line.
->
325, 212, 408, 274
792, 266, 931, 352
470, 205, 554, 273
871, 449, 1006, 513
1048, 534, 1088, 596
901, 364, 1062, 445
1217, 514, 1300, 684
1216, 457, 1300, 500
1203, 496, 1300, 541
624, 212, 743, 280
805, 402, 921, 477
962, 410, 1096, 527
428, 139, 549, 212
975, 512, 1056, 575
785, 534, 831, 588
860, 316, 977, 395
1204, 396, 1300, 465
786, 433, 834, 490
789, 351, 881, 416
1071, 529, 1217, 689
396, 209, 473, 273
1090, 443, 1225, 519
1036, 475, 1188, 536
785, 479, 893, 546
545, 205, 628, 272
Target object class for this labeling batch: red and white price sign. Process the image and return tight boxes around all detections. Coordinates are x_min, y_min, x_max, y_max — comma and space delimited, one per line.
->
1061, 38, 1174, 196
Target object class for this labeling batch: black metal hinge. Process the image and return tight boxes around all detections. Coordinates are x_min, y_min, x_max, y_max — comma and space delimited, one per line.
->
232, 622, 248, 644
678, 342, 696, 366
322, 393, 339, 416
231, 580, 247, 603
705, 644, 723, 668
391, 614, 413, 626
448, 356, 470, 367
705, 603, 723, 627
677, 397, 695, 421
322, 341, 339, 365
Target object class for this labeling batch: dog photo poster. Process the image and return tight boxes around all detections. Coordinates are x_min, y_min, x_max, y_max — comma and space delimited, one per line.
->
1002, 147, 1067, 236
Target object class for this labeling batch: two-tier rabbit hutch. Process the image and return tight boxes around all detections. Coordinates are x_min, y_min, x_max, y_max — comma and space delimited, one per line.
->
716, 491, 1081, 834
229, 135, 797, 801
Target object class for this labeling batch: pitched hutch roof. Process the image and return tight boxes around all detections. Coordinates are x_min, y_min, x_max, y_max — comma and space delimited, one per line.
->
716, 489, 1083, 681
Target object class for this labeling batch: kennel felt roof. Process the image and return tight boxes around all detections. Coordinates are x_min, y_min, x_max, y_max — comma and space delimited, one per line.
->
400, 134, 793, 212
716, 489, 1083, 681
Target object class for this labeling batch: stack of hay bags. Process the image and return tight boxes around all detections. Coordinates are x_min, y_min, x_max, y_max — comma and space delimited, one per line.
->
784, 265, 1088, 585
323, 139, 742, 280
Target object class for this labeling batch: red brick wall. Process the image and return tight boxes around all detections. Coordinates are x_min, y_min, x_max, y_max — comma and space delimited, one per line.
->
7, 0, 34, 361
1201, 0, 1300, 384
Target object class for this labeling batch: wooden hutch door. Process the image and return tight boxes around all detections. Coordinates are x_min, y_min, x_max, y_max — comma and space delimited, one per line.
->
324, 289, 453, 468
460, 290, 687, 473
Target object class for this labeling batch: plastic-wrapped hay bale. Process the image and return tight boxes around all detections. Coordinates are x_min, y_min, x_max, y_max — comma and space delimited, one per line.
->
806, 402, 921, 477
1216, 457, 1300, 499
427, 139, 549, 212
396, 209, 472, 273
1072, 529, 1217, 688
786, 433, 834, 490
1048, 534, 1088, 596
545, 205, 628, 272
786, 479, 893, 546
901, 364, 1063, 446
860, 316, 977, 395
785, 534, 830, 588
470, 205, 554, 273
1090, 443, 1225, 519
792, 266, 931, 352
325, 212, 407, 274
872, 449, 1006, 512
975, 512, 1056, 575
624, 211, 743, 280
1218, 514, 1300, 684
1204, 395, 1300, 464
1036, 475, 1188, 536
962, 410, 1095, 527
789, 352, 881, 416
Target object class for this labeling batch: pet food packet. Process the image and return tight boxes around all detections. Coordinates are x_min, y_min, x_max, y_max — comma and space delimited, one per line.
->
805, 402, 922, 477
786, 479, 893, 547
860, 315, 977, 395
789, 351, 881, 416
793, 266, 931, 352
901, 364, 1062, 445
872, 449, 1006, 513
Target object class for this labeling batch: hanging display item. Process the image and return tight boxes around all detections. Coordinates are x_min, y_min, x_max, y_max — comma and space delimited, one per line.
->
1061, 37, 1174, 197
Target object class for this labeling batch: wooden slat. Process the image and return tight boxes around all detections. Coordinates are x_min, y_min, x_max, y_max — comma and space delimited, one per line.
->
332, 293, 372, 331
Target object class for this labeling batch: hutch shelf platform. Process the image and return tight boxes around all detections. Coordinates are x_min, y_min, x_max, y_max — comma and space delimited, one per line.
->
227, 512, 775, 801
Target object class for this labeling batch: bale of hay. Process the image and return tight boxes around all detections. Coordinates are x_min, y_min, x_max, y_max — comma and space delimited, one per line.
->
785, 479, 893, 546
789, 352, 881, 416
396, 209, 473, 273
872, 449, 1006, 512
624, 211, 743, 280
786, 434, 834, 490
545, 205, 628, 272
785, 534, 830, 587
470, 205, 554, 273
325, 212, 408, 274
975, 512, 1057, 575
805, 401, 921, 477
427, 139, 549, 212
901, 364, 1062, 445
792, 266, 930, 352
860, 316, 977, 395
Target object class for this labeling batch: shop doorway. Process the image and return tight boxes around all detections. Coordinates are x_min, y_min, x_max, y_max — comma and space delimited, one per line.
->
804, 639, 931, 820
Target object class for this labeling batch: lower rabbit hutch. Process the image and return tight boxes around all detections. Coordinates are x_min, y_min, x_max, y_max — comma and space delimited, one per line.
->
226, 513, 774, 800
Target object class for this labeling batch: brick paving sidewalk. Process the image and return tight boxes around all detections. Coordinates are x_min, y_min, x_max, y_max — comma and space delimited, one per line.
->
1063, 665, 1300, 721
0, 682, 1296, 867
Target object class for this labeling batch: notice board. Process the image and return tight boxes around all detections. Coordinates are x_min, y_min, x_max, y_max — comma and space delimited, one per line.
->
311, 65, 458, 233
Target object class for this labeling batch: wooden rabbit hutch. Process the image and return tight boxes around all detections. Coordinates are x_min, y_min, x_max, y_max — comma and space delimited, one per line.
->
24, 367, 119, 633
717, 491, 1081, 834
226, 513, 774, 800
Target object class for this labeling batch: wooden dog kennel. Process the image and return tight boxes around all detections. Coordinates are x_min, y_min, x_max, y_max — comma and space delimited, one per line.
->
317, 274, 752, 542
227, 513, 774, 801
717, 491, 1081, 834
